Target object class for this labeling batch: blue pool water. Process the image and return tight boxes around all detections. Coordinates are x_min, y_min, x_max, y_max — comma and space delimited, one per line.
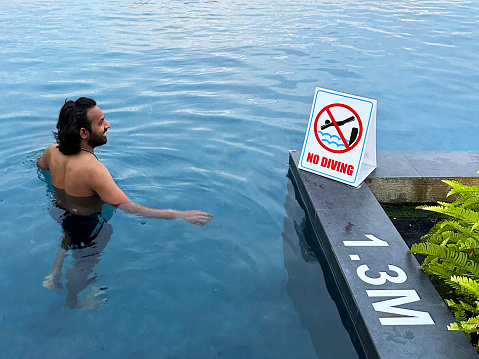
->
1, 0, 478, 357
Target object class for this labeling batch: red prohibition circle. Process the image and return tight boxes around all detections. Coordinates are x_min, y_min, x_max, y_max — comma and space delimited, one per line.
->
313, 103, 363, 154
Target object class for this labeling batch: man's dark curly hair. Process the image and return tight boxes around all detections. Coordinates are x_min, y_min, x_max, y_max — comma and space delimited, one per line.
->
54, 97, 97, 155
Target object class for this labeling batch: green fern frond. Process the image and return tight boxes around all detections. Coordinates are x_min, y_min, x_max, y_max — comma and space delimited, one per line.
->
418, 204, 449, 215
445, 298, 458, 307
444, 180, 479, 199
458, 237, 479, 251
455, 308, 467, 323
423, 230, 466, 246
411, 243, 468, 266
412, 177, 479, 348
426, 220, 475, 239
434, 207, 479, 225
459, 316, 479, 333
460, 301, 479, 314
425, 264, 456, 282
412, 244, 479, 279
445, 299, 479, 315
447, 321, 461, 331
450, 276, 479, 298
460, 196, 479, 210
449, 233, 479, 247
420, 220, 467, 242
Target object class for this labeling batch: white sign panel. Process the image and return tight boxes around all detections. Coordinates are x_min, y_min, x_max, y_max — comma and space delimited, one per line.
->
299, 87, 377, 187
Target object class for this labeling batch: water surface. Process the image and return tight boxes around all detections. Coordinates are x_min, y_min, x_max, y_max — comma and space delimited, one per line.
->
1, 0, 478, 357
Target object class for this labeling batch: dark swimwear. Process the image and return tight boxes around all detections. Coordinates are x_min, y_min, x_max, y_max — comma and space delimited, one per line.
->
60, 210, 106, 250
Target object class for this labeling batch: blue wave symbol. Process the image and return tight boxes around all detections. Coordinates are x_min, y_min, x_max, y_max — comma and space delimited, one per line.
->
321, 138, 345, 148
318, 130, 342, 141
318, 131, 345, 148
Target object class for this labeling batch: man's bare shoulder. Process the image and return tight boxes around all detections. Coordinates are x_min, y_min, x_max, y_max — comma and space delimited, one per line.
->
37, 144, 58, 169
82, 157, 112, 178
80, 156, 129, 205
45, 144, 64, 160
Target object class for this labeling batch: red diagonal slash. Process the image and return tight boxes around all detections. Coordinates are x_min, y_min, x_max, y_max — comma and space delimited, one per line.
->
325, 107, 350, 149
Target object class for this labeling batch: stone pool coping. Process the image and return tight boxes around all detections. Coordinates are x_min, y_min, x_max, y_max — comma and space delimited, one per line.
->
288, 150, 479, 359
366, 151, 479, 204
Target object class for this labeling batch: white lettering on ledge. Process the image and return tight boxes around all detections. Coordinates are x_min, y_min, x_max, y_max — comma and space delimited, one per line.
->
366, 290, 435, 325
343, 234, 389, 247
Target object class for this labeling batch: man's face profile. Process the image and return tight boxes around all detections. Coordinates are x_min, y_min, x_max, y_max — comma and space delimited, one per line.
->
85, 106, 110, 148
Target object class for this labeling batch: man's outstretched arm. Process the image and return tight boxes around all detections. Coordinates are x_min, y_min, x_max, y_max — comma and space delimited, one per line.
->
89, 162, 213, 226
118, 202, 213, 225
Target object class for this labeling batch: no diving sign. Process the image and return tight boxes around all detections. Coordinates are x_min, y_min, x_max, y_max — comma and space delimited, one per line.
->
299, 88, 377, 187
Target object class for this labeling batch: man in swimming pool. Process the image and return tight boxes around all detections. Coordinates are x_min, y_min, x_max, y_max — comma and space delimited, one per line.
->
37, 97, 213, 226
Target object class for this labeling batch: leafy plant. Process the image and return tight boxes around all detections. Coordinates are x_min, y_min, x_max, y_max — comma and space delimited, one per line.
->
410, 180, 479, 349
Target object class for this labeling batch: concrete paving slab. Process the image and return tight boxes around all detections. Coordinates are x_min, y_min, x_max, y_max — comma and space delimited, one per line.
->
402, 151, 479, 178
371, 151, 420, 178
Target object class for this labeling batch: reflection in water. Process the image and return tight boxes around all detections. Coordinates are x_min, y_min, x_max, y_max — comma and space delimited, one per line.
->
282, 177, 360, 359
40, 170, 113, 309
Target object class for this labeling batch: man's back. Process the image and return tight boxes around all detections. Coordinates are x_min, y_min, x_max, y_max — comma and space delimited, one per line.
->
38, 144, 100, 197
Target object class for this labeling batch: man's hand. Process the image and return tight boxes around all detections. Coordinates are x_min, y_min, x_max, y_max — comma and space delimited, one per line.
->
180, 210, 214, 226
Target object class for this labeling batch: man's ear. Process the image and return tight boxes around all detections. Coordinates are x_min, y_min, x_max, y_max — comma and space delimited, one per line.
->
80, 128, 90, 140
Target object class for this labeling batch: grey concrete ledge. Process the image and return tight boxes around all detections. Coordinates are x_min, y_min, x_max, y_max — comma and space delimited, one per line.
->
289, 150, 478, 359
366, 151, 479, 204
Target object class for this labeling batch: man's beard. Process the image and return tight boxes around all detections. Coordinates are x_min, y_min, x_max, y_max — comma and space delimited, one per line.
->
88, 131, 107, 148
